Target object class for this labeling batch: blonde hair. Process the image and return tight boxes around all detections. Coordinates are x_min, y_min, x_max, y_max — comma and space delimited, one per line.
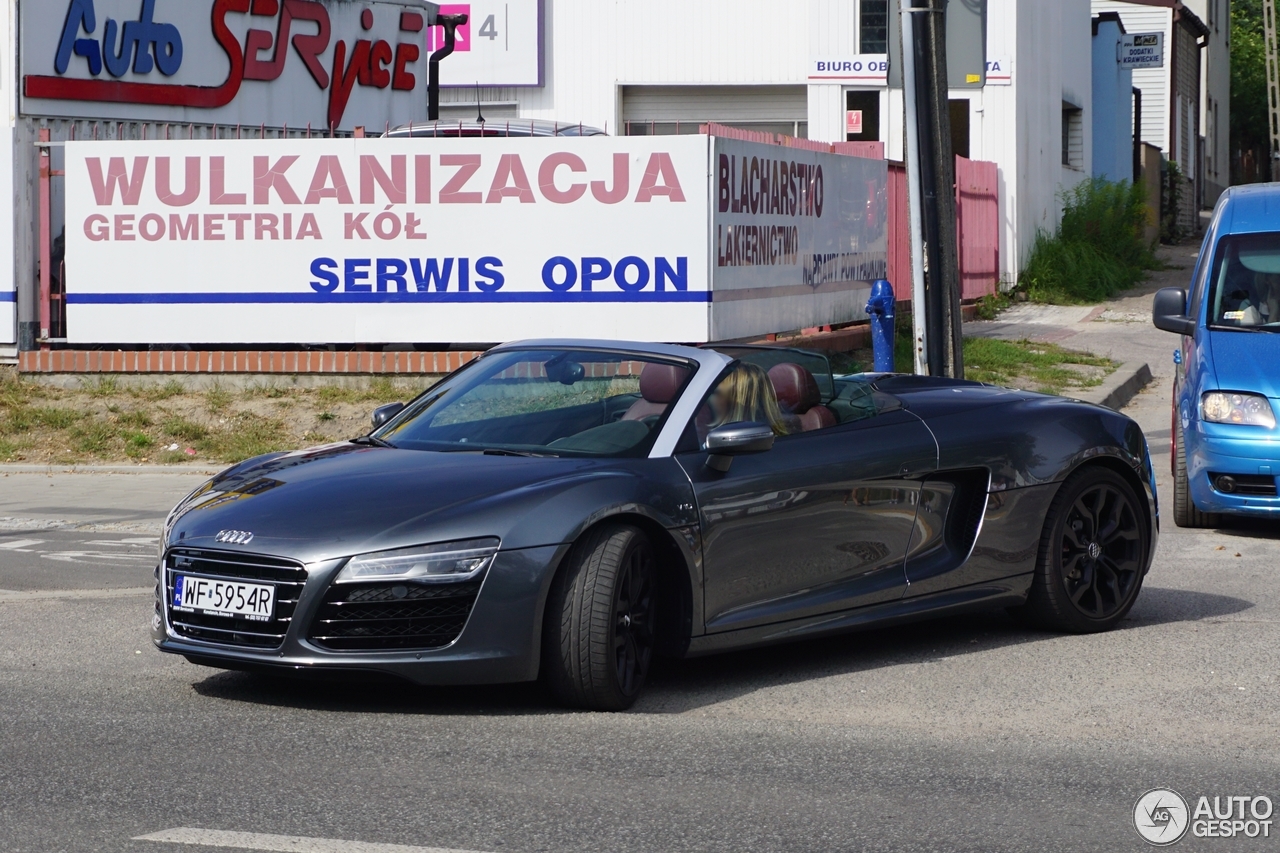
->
714, 362, 790, 435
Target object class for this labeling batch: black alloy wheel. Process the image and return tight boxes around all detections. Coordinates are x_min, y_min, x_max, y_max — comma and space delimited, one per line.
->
1014, 466, 1150, 633
543, 524, 658, 710
613, 542, 656, 697
1058, 481, 1142, 618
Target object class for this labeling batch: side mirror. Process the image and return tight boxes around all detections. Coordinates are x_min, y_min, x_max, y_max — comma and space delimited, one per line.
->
371, 402, 406, 429
1153, 287, 1195, 336
704, 421, 775, 472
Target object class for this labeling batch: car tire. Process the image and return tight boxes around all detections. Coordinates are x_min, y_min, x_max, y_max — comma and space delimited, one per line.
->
1014, 466, 1150, 633
542, 524, 657, 711
1173, 419, 1220, 529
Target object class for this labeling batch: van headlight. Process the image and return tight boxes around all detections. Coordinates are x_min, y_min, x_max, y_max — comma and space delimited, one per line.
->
335, 538, 500, 584
1201, 392, 1277, 428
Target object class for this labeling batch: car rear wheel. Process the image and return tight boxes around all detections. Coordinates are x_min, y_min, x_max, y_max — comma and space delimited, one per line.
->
543, 524, 656, 711
1014, 467, 1150, 633
1173, 419, 1220, 529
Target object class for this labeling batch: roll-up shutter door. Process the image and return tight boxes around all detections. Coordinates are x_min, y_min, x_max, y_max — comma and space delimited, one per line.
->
620, 85, 808, 137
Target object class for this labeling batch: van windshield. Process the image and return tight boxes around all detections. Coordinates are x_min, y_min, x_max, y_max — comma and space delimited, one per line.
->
1208, 233, 1280, 331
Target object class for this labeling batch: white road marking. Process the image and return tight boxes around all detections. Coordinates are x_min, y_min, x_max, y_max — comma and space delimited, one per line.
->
132, 828, 495, 853
0, 539, 44, 550
40, 550, 155, 564
0, 587, 151, 602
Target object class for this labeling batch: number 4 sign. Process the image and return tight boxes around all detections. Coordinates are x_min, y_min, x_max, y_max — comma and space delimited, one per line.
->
425, 0, 544, 87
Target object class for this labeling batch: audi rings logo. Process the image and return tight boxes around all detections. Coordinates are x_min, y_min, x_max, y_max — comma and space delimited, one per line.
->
214, 530, 254, 545
1134, 789, 1191, 846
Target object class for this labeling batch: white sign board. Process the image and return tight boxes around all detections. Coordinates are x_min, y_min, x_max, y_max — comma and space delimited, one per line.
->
64, 137, 711, 344
425, 2, 543, 88
711, 138, 888, 341
808, 56, 889, 85
1118, 33, 1164, 68
984, 56, 1011, 86
21, 0, 543, 131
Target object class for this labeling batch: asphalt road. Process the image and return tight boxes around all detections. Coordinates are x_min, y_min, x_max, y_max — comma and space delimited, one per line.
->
2, 392, 1278, 853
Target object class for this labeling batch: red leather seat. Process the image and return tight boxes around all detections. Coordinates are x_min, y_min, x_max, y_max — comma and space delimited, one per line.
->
768, 363, 837, 432
623, 363, 688, 421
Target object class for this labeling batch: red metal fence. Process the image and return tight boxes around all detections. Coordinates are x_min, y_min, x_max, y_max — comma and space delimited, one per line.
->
886, 157, 1000, 304
954, 156, 1000, 300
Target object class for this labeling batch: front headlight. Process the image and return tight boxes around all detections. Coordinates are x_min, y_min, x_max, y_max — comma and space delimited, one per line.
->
335, 538, 500, 584
1201, 392, 1277, 428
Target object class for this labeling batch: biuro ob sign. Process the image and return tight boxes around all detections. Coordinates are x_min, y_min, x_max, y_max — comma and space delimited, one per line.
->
64, 137, 711, 344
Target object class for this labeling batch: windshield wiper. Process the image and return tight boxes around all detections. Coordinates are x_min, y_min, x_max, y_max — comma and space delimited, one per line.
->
482, 448, 558, 458
350, 435, 396, 448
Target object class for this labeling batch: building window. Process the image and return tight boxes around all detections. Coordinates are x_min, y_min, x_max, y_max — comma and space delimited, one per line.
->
1062, 103, 1083, 169
860, 0, 889, 54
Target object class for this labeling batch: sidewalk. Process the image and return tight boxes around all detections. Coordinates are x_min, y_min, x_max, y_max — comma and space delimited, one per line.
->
964, 243, 1197, 410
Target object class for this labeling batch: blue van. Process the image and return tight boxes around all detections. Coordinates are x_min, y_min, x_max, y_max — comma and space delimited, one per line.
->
1153, 184, 1280, 527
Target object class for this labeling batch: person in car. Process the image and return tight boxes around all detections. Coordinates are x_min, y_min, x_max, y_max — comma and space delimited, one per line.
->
708, 362, 793, 436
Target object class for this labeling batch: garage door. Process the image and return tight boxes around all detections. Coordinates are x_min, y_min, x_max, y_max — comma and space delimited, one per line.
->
621, 85, 808, 137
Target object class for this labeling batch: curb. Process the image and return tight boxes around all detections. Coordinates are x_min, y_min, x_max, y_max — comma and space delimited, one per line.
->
0, 464, 220, 475
1080, 361, 1154, 411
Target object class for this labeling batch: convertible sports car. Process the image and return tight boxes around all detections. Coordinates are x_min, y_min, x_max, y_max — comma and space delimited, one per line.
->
153, 340, 1158, 710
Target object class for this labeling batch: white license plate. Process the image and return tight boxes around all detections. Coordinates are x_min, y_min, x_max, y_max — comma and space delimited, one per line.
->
172, 574, 275, 621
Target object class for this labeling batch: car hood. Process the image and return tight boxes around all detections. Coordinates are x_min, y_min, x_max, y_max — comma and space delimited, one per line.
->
871, 374, 1031, 418
165, 442, 647, 563
1207, 330, 1280, 398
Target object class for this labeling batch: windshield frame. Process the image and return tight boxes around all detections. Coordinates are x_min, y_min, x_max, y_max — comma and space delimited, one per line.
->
1204, 231, 1280, 333
370, 344, 715, 459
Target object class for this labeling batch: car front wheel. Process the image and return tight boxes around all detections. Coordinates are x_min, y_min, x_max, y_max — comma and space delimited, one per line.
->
1015, 466, 1150, 633
1173, 419, 1220, 529
543, 524, 657, 711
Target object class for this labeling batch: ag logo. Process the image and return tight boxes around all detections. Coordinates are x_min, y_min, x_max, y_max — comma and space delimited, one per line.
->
1134, 788, 1190, 846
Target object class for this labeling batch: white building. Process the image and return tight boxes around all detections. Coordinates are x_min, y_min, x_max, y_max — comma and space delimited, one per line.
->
1, 0, 1105, 351
1092, 0, 1227, 209
450, 0, 1096, 290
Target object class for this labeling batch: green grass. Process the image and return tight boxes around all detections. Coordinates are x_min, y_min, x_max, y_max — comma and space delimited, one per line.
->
205, 385, 233, 413
131, 379, 187, 401
194, 413, 291, 462
1019, 177, 1157, 304
314, 376, 411, 406
962, 338, 1116, 395
162, 416, 209, 442
82, 376, 121, 398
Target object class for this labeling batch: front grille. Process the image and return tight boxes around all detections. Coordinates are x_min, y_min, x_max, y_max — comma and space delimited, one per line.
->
308, 580, 483, 651
165, 548, 307, 649
1209, 473, 1279, 497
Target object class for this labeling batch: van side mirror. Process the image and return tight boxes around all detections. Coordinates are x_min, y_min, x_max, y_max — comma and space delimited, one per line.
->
704, 421, 775, 472
1153, 287, 1195, 336
371, 402, 406, 429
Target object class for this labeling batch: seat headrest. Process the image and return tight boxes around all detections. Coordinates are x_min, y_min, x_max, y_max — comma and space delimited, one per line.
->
639, 363, 688, 404
768, 362, 821, 414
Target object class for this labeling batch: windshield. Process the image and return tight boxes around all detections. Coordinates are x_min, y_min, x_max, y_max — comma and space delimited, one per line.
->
374, 349, 695, 457
1207, 232, 1280, 330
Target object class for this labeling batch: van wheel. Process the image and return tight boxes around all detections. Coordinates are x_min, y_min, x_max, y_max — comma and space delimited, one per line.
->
1173, 420, 1219, 528
543, 524, 656, 711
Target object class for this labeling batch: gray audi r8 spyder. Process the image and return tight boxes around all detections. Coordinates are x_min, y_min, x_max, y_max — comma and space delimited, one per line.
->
153, 339, 1159, 710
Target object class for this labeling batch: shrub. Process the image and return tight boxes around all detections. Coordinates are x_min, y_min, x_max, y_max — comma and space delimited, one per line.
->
1019, 177, 1156, 304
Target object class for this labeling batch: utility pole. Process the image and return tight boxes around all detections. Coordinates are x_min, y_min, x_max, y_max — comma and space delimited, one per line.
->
900, 0, 964, 378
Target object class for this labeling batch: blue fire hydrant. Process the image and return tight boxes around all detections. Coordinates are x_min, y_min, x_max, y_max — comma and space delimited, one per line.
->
865, 279, 896, 373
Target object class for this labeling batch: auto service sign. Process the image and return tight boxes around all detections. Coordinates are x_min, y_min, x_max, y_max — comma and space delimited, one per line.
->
64, 136, 711, 344
21, 0, 543, 131
710, 138, 887, 341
